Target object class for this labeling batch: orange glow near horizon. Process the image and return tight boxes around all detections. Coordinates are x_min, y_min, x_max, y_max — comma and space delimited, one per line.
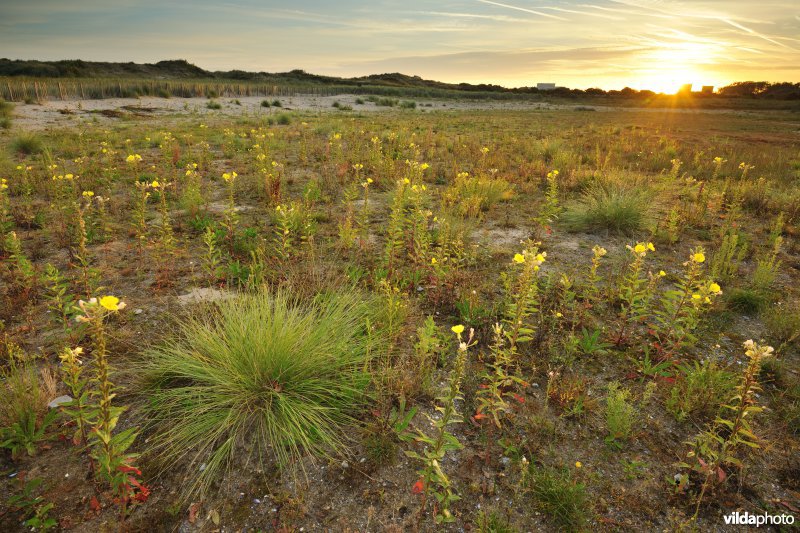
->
631, 42, 718, 94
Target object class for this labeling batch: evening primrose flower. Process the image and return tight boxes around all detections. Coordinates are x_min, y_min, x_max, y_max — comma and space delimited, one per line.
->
150, 180, 160, 188
692, 252, 706, 263
575, 461, 582, 469
222, 172, 238, 183
513, 253, 525, 264
99, 295, 126, 311
0, 179, 7, 190
659, 270, 666, 277
709, 282, 722, 294
126, 154, 142, 163
631, 241, 655, 256
451, 324, 465, 335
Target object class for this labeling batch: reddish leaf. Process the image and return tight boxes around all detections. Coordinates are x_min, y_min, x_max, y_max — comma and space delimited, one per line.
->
188, 502, 201, 523
118, 464, 142, 476
89, 496, 101, 513
412, 479, 424, 494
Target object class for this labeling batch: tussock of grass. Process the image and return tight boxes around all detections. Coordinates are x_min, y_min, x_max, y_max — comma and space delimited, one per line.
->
0, 99, 12, 129
137, 290, 381, 498
562, 177, 651, 234
725, 287, 766, 314
525, 465, 589, 532
11, 133, 44, 155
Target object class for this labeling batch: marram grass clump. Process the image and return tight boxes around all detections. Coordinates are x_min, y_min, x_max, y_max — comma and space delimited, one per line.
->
137, 290, 380, 498
562, 177, 651, 234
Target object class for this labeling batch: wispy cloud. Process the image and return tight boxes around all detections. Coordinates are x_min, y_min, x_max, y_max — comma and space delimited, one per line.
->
0, 0, 797, 89
721, 18, 794, 50
475, 0, 568, 21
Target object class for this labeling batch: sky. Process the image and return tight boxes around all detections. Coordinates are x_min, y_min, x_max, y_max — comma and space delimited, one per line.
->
1, 0, 798, 92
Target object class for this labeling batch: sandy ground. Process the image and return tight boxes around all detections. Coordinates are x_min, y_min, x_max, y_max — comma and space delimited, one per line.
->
10, 93, 756, 132
10, 94, 572, 130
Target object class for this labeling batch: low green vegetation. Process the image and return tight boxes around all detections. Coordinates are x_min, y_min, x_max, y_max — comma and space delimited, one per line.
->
137, 291, 381, 498
0, 100, 798, 531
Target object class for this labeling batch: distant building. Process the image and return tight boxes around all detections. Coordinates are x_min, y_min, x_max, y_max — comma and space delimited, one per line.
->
701, 85, 714, 94
537, 83, 556, 91
678, 84, 692, 94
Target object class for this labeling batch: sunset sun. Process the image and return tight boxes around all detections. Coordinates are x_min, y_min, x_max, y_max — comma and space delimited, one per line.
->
637, 42, 718, 93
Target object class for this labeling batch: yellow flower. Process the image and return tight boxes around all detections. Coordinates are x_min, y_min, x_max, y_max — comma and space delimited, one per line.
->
634, 243, 646, 254
151, 180, 160, 188
513, 253, 525, 264
431, 257, 437, 265
0, 179, 7, 190
222, 172, 237, 182
82, 190, 94, 198
451, 324, 465, 335
99, 295, 125, 311
575, 461, 582, 468
709, 282, 721, 293
555, 312, 563, 318
691, 293, 702, 301
647, 242, 655, 252
658, 270, 666, 277
692, 252, 705, 263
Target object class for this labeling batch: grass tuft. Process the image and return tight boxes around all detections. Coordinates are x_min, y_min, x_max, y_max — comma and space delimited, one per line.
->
0, 99, 12, 129
725, 287, 766, 314
137, 290, 381, 499
11, 133, 44, 155
525, 465, 589, 532
562, 177, 651, 234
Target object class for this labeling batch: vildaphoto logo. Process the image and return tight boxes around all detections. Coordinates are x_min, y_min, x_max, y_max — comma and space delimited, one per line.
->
723, 511, 795, 527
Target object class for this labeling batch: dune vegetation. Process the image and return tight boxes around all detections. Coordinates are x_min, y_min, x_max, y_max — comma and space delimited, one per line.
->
0, 99, 798, 531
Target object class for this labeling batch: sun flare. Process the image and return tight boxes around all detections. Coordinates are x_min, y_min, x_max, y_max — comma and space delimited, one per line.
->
636, 41, 718, 93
